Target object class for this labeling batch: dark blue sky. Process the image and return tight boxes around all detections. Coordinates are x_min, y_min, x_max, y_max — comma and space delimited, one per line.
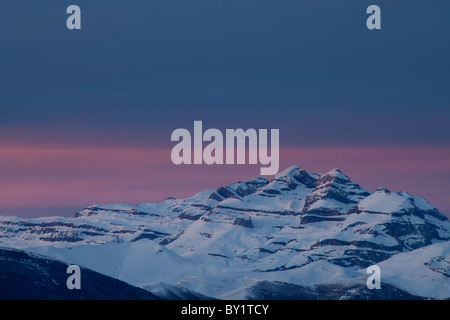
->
1, 1, 450, 218
1, 0, 449, 147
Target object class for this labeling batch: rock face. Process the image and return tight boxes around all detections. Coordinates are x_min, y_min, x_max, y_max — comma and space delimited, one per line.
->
301, 169, 371, 220
0, 165, 449, 300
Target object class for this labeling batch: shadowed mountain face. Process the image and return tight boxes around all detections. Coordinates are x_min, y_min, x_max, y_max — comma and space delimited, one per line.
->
245, 280, 424, 300
0, 248, 159, 300
0, 165, 449, 300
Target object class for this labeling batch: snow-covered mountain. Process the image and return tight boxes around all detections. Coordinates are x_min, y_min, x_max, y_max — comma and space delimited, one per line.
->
0, 165, 449, 299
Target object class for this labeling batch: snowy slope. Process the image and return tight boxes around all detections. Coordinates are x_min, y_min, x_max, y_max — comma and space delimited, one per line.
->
376, 241, 450, 299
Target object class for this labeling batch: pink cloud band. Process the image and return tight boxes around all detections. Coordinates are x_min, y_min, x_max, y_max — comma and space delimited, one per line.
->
1, 144, 449, 218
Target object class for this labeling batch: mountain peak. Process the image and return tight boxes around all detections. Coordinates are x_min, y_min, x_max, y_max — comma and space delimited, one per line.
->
375, 187, 391, 193
301, 168, 371, 218
272, 165, 318, 189
313, 168, 360, 193
274, 165, 302, 179
321, 168, 350, 182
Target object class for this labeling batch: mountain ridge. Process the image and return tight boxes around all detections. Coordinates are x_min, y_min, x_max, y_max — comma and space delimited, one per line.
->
0, 165, 449, 299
